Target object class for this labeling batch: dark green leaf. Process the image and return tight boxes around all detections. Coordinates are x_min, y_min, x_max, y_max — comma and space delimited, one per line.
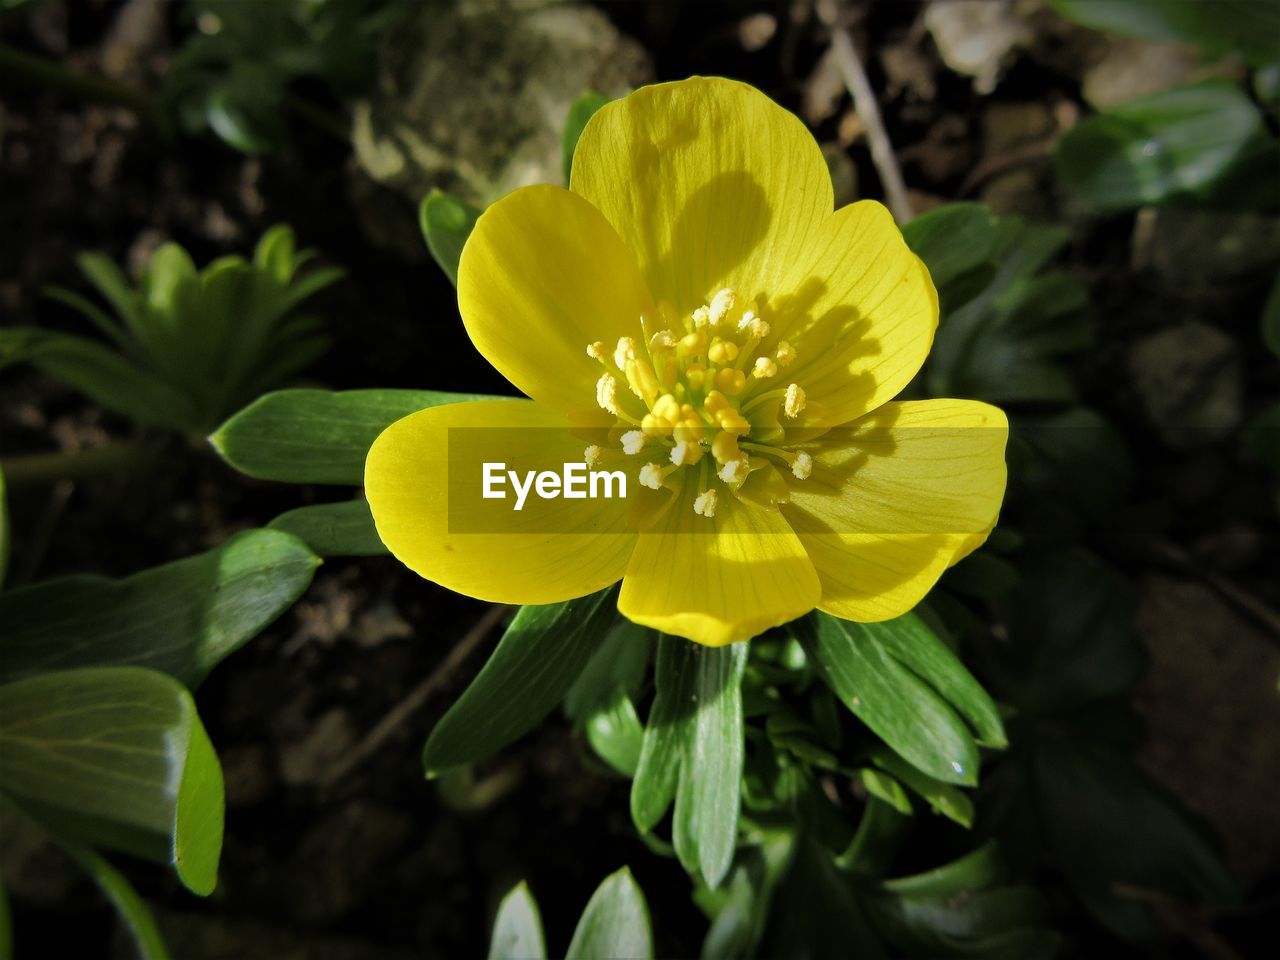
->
856, 768, 914, 816
58, 841, 171, 960
902, 203, 998, 289
1244, 401, 1280, 471
870, 749, 974, 828
0, 466, 8, 588
564, 619, 650, 721
944, 551, 1019, 599
1049, 0, 1280, 66
565, 867, 653, 960
1262, 274, 1280, 358
632, 637, 748, 889
698, 831, 795, 960
881, 841, 1004, 898
563, 91, 613, 184
797, 613, 980, 785
0, 667, 224, 895
0, 529, 319, 688
268, 498, 387, 556
420, 190, 482, 287
423, 588, 617, 775
487, 881, 546, 960
585, 689, 644, 777
1055, 81, 1270, 211
210, 387, 500, 484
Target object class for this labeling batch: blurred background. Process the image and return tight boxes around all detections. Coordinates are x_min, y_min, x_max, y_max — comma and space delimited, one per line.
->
1, 1, 1277, 957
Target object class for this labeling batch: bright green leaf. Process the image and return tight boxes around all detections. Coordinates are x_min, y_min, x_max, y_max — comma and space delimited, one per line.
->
210, 387, 502, 484
797, 613, 980, 786
563, 91, 613, 184
902, 203, 998, 290
423, 588, 617, 775
565, 867, 653, 960
487, 881, 546, 960
0, 667, 225, 895
585, 688, 644, 777
870, 749, 974, 828
0, 529, 319, 688
1055, 81, 1271, 211
268, 498, 387, 556
420, 190, 482, 287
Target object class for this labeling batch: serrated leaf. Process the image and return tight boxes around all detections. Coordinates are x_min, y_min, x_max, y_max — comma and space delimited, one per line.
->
423, 588, 617, 775
565, 867, 653, 960
1055, 81, 1270, 211
420, 190, 482, 287
0, 529, 318, 688
563, 91, 613, 184
0, 667, 224, 895
268, 498, 387, 556
487, 881, 546, 960
210, 387, 500, 484
902, 203, 998, 290
797, 613, 980, 786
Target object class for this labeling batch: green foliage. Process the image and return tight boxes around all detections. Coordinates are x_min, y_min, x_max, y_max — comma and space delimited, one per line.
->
901, 203, 997, 289
487, 882, 546, 960
564, 620, 650, 777
0, 529, 320, 688
0, 466, 8, 589
211, 387, 498, 484
488, 869, 653, 960
165, 0, 405, 153
55, 841, 172, 960
420, 190, 482, 287
0, 667, 224, 895
1, 226, 341, 433
1055, 81, 1279, 212
268, 498, 387, 556
423, 588, 620, 775
1048, 0, 1280, 67
563, 91, 613, 184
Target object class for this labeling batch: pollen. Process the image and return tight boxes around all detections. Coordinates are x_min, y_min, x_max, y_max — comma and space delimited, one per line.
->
708, 288, 736, 326
775, 341, 795, 366
670, 439, 704, 466
718, 458, 749, 484
614, 336, 638, 369
751, 356, 777, 379
783, 383, 806, 418
649, 330, 677, 351
693, 488, 719, 518
587, 341, 607, 361
791, 451, 812, 479
621, 430, 646, 455
596, 373, 619, 414
639, 462, 665, 490
584, 444, 603, 467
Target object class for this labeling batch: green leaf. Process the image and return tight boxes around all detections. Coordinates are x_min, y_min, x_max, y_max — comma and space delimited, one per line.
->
423, 588, 618, 775
1048, 0, 1280, 66
0, 529, 319, 688
420, 190, 482, 287
564, 619, 650, 720
585, 688, 644, 777
565, 867, 653, 960
268, 498, 387, 556
857, 768, 914, 816
58, 841, 172, 960
210, 387, 501, 484
859, 612, 1006, 749
1262, 274, 1280, 358
797, 613, 980, 786
869, 749, 974, 828
563, 91, 613, 184
632, 637, 748, 889
487, 881, 546, 960
0, 465, 8, 589
902, 203, 998, 290
881, 841, 1004, 898
0, 667, 225, 895
1055, 81, 1271, 211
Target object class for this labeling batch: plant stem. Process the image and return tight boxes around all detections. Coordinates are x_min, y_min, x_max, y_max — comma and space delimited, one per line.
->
0, 42, 158, 120
1, 443, 157, 487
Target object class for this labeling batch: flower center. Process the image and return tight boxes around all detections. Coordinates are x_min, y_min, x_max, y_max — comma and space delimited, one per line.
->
586, 288, 816, 518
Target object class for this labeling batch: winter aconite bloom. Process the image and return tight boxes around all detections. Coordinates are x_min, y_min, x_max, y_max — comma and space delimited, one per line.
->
365, 78, 1008, 646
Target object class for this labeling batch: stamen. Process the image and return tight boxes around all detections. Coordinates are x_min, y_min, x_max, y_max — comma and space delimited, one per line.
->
775, 341, 795, 366
649, 330, 677, 352
738, 315, 770, 339
708, 288, 736, 326
693, 488, 718, 518
620, 430, 646, 455
596, 373, 619, 414
670, 439, 704, 466
711, 430, 741, 464
752, 356, 777, 379
708, 338, 739, 365
783, 383, 806, 418
715, 368, 747, 396
718, 458, 749, 484
791, 451, 813, 479
587, 341, 607, 361
614, 336, 638, 370
639, 462, 665, 490
584, 444, 603, 467
692, 306, 711, 329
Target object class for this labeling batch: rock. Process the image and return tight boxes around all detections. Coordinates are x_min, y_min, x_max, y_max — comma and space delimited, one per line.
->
924, 0, 1030, 94
352, 0, 651, 208
1082, 39, 1197, 110
1128, 322, 1243, 448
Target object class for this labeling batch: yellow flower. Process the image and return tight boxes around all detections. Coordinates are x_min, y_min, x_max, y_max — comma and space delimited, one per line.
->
365, 78, 1008, 647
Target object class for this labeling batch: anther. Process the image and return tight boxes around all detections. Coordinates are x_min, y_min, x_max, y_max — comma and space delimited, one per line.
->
775, 341, 795, 366
614, 337, 637, 369
584, 445, 603, 467
718, 458, 749, 484
596, 373, 619, 414
692, 306, 711, 329
791, 451, 813, 479
711, 430, 741, 464
639, 463, 665, 490
670, 440, 704, 466
783, 383, 806, 418
649, 330, 677, 352
708, 288, 736, 326
620, 430, 646, 455
708, 338, 739, 365
715, 368, 747, 396
587, 341, 607, 361
693, 488, 719, 518
752, 356, 777, 379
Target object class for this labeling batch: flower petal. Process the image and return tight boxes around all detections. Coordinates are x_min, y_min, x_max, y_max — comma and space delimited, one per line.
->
458, 184, 656, 420
782, 399, 1008, 621
768, 201, 939, 425
571, 77, 833, 316
365, 399, 635, 604
618, 481, 821, 646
